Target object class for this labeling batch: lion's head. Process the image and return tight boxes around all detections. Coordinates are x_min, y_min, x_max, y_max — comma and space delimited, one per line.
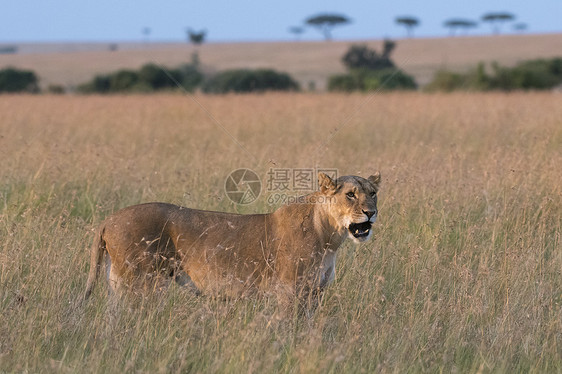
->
318, 172, 381, 243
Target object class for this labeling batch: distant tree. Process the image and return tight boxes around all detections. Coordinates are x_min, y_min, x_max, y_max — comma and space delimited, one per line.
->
0, 45, 17, 54
481, 12, 515, 34
186, 28, 206, 68
381, 39, 396, 60
342, 41, 395, 71
395, 16, 420, 38
288, 26, 305, 40
142, 27, 151, 43
329, 40, 417, 92
187, 28, 207, 45
513, 23, 528, 32
443, 19, 478, 36
305, 13, 351, 41
0, 68, 39, 93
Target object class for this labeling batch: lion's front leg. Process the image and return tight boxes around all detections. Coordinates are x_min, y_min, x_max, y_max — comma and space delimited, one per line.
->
173, 270, 201, 295
271, 280, 324, 319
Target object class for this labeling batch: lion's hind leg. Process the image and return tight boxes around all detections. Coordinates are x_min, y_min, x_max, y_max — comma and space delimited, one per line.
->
101, 237, 171, 297
105, 254, 125, 297
117, 234, 189, 295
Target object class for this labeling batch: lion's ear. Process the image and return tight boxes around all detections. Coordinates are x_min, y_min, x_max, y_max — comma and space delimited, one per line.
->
368, 172, 381, 192
318, 172, 336, 194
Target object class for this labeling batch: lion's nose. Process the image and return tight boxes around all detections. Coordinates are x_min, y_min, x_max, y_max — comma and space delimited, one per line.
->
363, 210, 376, 220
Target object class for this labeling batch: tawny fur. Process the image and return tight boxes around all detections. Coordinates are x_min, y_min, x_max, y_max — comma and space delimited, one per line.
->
83, 173, 380, 303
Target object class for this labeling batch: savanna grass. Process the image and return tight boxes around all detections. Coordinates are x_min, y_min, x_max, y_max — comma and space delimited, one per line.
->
0, 93, 560, 373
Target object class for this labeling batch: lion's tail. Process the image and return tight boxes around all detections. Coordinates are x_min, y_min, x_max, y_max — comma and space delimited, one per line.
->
83, 226, 107, 301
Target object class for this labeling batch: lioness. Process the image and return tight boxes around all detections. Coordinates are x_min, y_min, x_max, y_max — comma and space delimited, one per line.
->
83, 172, 380, 305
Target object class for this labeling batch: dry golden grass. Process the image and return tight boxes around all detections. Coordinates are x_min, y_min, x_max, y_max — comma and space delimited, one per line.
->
0, 92, 561, 372
2, 33, 562, 88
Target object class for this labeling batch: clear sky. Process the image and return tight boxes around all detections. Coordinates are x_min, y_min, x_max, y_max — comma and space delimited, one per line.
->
3, 0, 561, 43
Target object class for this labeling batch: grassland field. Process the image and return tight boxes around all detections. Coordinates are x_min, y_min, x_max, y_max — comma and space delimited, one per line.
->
0, 92, 561, 373
2, 33, 562, 89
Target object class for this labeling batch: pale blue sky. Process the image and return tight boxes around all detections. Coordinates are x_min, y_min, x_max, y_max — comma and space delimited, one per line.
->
3, 0, 561, 43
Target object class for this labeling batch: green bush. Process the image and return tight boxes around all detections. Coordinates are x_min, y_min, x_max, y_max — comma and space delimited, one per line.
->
89, 76, 111, 93
490, 58, 562, 90
425, 64, 490, 92
327, 74, 361, 92
426, 58, 562, 92
138, 64, 169, 89
364, 69, 417, 90
328, 68, 417, 92
77, 63, 203, 94
424, 71, 468, 92
202, 69, 300, 93
175, 64, 204, 91
47, 84, 65, 94
0, 67, 39, 93
110, 70, 139, 92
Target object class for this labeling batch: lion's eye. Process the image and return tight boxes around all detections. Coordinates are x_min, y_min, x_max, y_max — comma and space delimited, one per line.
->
346, 191, 355, 199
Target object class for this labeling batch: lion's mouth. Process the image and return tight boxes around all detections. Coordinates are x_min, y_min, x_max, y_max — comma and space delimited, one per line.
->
348, 221, 372, 239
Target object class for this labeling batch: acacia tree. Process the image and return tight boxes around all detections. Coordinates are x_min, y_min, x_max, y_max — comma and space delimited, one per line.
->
443, 19, 478, 36
288, 26, 305, 41
186, 28, 207, 45
186, 28, 207, 68
142, 27, 151, 44
305, 14, 351, 41
513, 23, 528, 33
481, 12, 515, 34
395, 16, 420, 38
